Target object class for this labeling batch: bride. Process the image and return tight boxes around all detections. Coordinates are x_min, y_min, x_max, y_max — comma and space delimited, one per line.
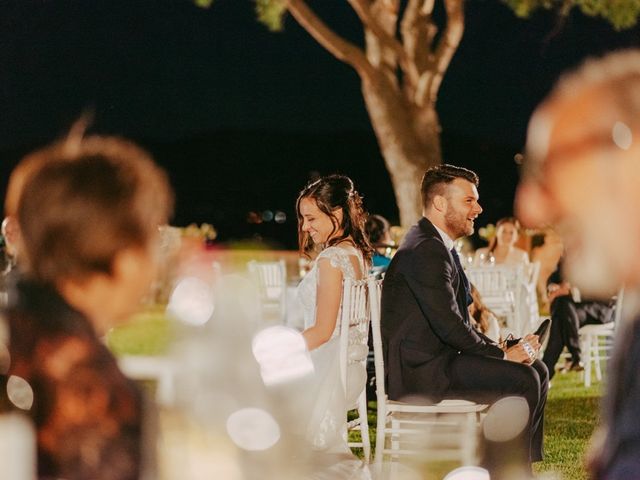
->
295, 174, 373, 453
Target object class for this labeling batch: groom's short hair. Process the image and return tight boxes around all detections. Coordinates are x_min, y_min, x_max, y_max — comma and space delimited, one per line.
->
421, 164, 479, 209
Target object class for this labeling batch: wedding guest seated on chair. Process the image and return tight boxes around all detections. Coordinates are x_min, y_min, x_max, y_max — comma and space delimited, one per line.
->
3, 133, 173, 480
381, 164, 548, 471
469, 283, 502, 344
474, 217, 529, 266
364, 214, 394, 276
542, 262, 615, 379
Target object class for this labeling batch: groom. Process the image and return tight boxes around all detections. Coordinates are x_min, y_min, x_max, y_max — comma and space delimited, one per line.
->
380, 164, 548, 466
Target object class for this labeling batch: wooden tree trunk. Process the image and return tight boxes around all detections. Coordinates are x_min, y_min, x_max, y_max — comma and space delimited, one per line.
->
362, 74, 442, 227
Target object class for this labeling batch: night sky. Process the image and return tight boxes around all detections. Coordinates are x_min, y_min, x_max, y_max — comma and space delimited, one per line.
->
1, 0, 639, 248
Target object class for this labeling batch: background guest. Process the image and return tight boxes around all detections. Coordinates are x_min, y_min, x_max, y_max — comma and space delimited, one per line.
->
542, 262, 615, 379
4, 134, 173, 480
364, 214, 394, 276
530, 229, 564, 314
474, 217, 529, 266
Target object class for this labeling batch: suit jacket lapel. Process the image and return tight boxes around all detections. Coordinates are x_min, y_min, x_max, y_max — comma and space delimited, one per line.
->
417, 218, 471, 325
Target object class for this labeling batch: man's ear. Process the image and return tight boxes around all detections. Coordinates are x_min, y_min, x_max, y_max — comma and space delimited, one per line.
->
433, 195, 447, 213
2, 216, 21, 257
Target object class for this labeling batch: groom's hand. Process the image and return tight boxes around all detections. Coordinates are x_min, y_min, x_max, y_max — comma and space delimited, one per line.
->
505, 334, 540, 364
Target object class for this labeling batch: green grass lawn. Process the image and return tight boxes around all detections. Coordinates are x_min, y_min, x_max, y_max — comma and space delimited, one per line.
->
106, 305, 172, 356
534, 371, 603, 480
109, 313, 604, 479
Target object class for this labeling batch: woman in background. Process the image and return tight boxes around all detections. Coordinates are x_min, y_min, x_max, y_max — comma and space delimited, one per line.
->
5, 135, 172, 480
474, 217, 529, 266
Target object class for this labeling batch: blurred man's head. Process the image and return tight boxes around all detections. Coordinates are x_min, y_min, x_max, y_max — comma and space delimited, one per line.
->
17, 135, 173, 327
516, 49, 640, 296
3, 119, 90, 261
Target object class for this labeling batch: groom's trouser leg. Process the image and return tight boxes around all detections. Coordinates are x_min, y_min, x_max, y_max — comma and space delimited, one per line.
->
444, 355, 548, 464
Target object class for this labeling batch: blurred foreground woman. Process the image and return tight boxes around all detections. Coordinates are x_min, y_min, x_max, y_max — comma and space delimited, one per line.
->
5, 135, 172, 480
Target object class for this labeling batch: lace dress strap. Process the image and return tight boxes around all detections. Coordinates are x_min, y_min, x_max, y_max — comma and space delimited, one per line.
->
317, 246, 363, 280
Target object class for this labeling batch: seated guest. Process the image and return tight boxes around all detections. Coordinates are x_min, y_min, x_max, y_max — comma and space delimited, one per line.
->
381, 164, 548, 470
4, 134, 173, 480
469, 283, 502, 343
474, 217, 529, 266
541, 262, 615, 379
530, 228, 564, 314
364, 214, 394, 275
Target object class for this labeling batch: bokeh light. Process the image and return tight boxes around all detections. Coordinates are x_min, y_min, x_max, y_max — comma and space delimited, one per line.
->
612, 121, 633, 150
167, 277, 215, 326
482, 396, 529, 442
444, 465, 490, 480
252, 326, 314, 386
226, 407, 280, 451
7, 375, 34, 411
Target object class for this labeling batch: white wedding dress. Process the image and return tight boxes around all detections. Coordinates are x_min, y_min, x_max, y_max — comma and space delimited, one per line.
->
296, 245, 368, 452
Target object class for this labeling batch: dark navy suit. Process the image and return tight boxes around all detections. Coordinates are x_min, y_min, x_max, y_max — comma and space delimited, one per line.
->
381, 217, 548, 463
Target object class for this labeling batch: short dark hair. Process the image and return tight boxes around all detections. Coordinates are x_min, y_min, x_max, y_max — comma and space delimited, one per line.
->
420, 164, 479, 210
365, 214, 390, 246
17, 135, 173, 284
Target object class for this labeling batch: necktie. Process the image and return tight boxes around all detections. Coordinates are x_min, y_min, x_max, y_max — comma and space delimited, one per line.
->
450, 248, 473, 307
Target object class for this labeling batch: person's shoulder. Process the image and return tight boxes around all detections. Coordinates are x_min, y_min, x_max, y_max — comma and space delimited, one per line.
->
318, 243, 358, 259
393, 235, 447, 269
514, 247, 530, 262
317, 244, 362, 270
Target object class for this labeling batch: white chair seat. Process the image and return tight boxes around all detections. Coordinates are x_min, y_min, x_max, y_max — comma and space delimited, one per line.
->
387, 398, 487, 413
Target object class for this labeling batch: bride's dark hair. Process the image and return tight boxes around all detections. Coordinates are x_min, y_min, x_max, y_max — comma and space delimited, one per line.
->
296, 174, 373, 261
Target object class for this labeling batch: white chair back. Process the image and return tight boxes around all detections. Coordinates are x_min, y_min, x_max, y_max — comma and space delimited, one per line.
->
579, 287, 623, 387
339, 277, 371, 461
247, 260, 287, 323
339, 278, 370, 393
466, 265, 525, 335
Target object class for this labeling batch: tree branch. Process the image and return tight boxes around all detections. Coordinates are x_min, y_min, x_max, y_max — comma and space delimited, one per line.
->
415, 0, 464, 106
347, 0, 418, 85
401, 0, 438, 102
285, 0, 376, 80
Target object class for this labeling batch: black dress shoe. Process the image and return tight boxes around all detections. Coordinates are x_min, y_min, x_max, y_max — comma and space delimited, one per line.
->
533, 318, 552, 346
561, 359, 584, 373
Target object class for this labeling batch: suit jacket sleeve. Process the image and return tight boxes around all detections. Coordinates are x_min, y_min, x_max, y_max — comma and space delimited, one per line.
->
401, 238, 504, 358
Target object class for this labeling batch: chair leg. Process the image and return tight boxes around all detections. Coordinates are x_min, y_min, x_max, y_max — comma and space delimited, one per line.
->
357, 393, 371, 463
593, 335, 603, 382
375, 404, 386, 467
584, 334, 593, 387
391, 417, 400, 459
